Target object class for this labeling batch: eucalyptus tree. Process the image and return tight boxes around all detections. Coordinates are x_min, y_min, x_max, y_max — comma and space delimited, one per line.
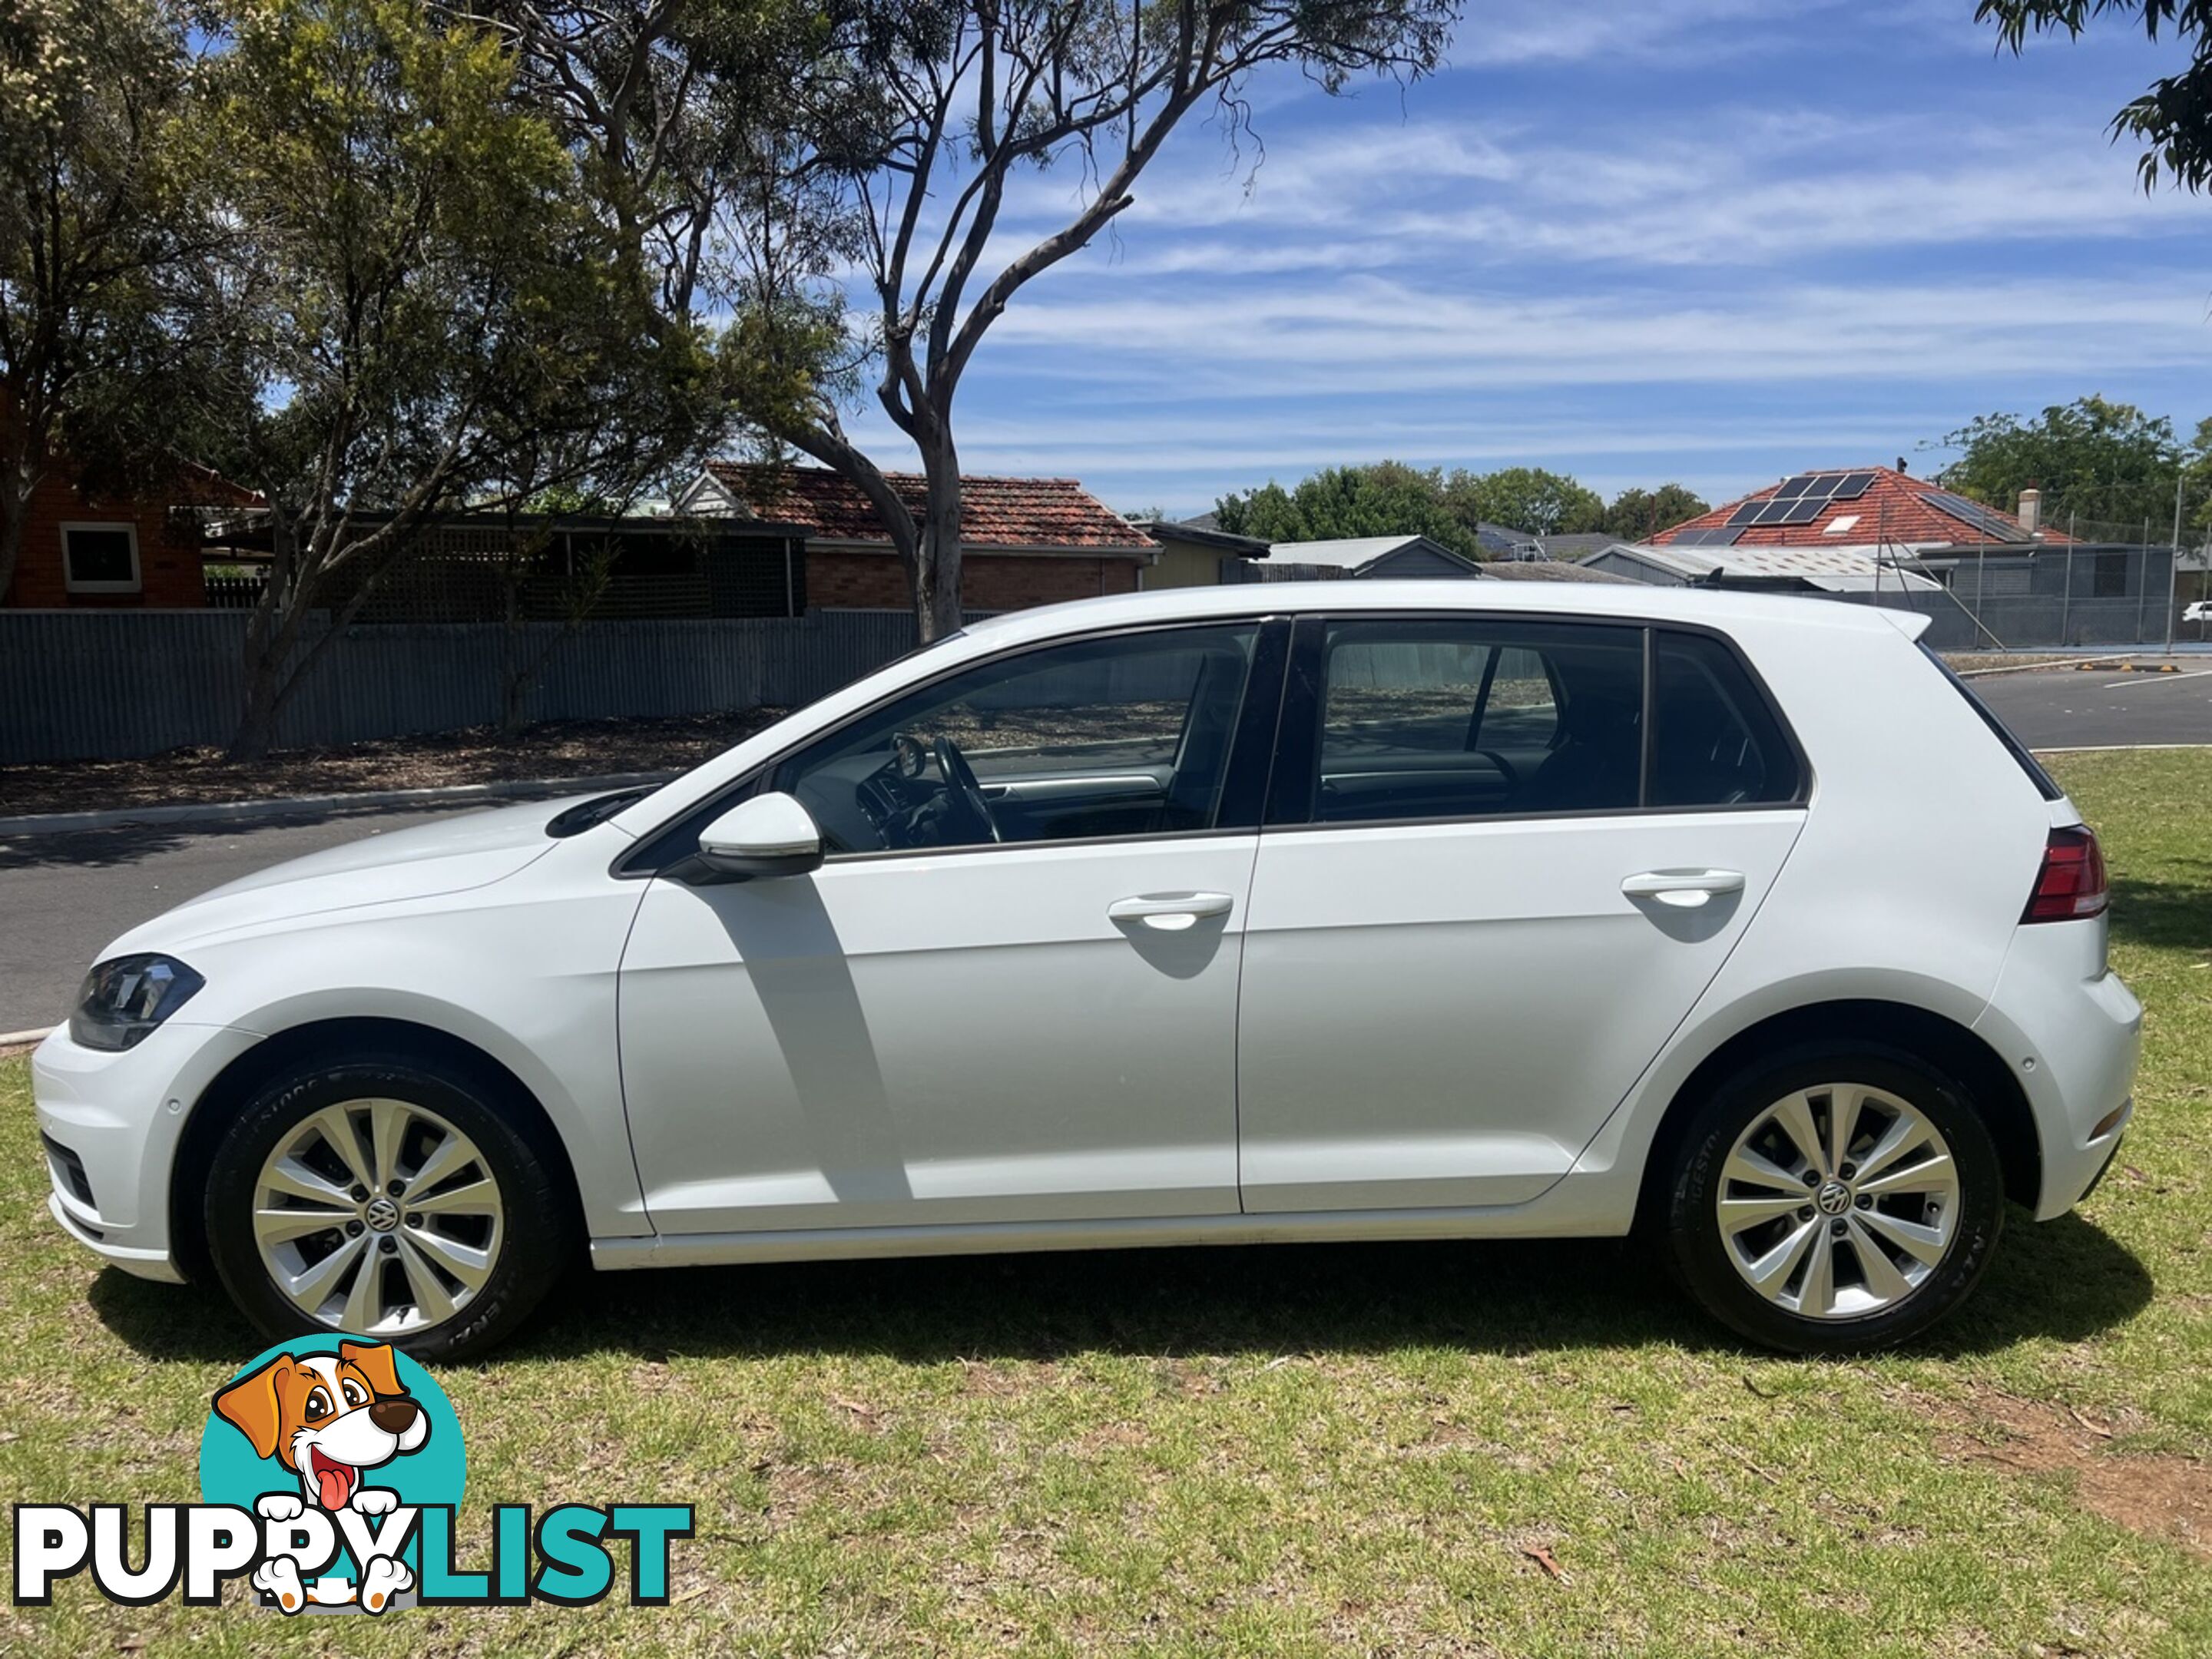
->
727, 0, 1462, 638
197, 0, 723, 757
1980, 2, 2212, 190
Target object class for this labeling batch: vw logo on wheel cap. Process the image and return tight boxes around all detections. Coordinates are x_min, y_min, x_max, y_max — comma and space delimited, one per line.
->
1813, 1179, 1853, 1217
364, 1196, 402, 1232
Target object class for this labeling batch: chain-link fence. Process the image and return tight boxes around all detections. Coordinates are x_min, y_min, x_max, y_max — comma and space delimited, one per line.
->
1834, 495, 2212, 652
1867, 542, 2203, 651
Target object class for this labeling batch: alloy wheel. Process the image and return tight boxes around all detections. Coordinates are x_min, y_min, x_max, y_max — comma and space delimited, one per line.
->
1716, 1081, 1960, 1320
250, 1098, 505, 1336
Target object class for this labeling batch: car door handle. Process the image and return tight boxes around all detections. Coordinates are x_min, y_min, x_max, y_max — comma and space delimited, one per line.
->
1621, 869, 1746, 908
1108, 892, 1234, 930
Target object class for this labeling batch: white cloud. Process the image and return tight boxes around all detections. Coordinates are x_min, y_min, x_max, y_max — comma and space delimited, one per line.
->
974, 272, 2212, 392
1449, 0, 1812, 66
996, 108, 2202, 274
796, 8, 2212, 510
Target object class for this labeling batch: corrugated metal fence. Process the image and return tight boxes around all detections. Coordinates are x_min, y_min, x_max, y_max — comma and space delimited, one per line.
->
0, 609, 939, 764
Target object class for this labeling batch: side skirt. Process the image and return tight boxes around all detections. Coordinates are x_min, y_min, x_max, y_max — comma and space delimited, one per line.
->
590, 1185, 1633, 1271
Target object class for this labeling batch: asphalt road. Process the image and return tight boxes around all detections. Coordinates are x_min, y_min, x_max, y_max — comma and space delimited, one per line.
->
1972, 663, 2212, 750
2, 662, 2204, 1035
0, 806, 476, 1034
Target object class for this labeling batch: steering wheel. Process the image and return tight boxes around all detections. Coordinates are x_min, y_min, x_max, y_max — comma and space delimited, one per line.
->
933, 736, 1002, 844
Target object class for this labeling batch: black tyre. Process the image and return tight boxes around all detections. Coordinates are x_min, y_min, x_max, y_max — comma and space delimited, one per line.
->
204, 1052, 575, 1361
1665, 1041, 2004, 1355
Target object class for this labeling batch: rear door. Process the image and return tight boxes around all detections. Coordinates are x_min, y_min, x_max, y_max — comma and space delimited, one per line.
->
1236, 615, 1810, 1213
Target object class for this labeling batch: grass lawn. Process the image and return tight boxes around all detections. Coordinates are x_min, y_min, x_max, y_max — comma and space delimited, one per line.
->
2, 750, 2207, 1656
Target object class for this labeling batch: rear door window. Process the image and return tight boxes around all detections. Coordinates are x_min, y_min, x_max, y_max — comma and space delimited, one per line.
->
1649, 631, 1803, 808
1281, 618, 1647, 824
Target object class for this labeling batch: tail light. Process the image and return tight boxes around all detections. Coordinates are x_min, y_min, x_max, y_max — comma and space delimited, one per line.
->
2022, 826, 2108, 923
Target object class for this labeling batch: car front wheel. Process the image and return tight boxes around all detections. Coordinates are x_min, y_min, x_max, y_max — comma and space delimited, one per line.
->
204, 1053, 573, 1361
1666, 1043, 2005, 1354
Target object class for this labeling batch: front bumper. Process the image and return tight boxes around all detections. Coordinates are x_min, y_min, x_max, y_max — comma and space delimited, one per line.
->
30, 1020, 263, 1282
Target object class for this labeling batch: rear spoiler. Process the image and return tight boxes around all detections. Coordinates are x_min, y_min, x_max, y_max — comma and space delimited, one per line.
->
1874, 608, 1934, 641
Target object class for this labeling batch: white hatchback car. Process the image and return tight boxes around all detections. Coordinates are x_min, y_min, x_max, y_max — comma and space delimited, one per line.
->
35, 583, 2141, 1357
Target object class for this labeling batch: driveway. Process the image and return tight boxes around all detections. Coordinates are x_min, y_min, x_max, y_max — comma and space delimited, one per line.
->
1972, 663, 2212, 750
0, 805, 478, 1034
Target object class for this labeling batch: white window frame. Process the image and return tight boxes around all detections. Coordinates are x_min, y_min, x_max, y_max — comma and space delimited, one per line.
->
60, 521, 142, 594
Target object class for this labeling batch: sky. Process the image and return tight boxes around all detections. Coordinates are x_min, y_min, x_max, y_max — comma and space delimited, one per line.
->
834, 0, 2212, 521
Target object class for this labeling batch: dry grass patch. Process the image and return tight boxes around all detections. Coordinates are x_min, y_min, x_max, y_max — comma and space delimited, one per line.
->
1922, 1386, 2212, 1561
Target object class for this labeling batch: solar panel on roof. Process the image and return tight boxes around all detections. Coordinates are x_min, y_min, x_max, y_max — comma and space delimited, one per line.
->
1726, 500, 1767, 526
1922, 488, 2029, 541
1671, 526, 1743, 547
1833, 472, 1875, 499
1774, 472, 1846, 504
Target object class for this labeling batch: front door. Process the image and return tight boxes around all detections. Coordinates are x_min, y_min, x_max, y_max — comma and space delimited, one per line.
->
1237, 616, 1808, 1213
618, 619, 1282, 1236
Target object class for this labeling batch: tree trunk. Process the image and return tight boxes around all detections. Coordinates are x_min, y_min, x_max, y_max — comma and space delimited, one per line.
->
0, 421, 41, 602
230, 591, 297, 761
229, 518, 308, 761
915, 433, 964, 641
498, 561, 528, 738
0, 482, 25, 604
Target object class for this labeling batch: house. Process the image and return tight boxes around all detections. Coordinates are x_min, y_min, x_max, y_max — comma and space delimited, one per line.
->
1581, 540, 1944, 594
1536, 531, 1620, 562
200, 510, 812, 621
680, 462, 1155, 611
2, 457, 257, 609
1472, 522, 1545, 559
1651, 465, 2063, 555
1131, 515, 1272, 588
1641, 465, 2184, 602
1473, 557, 1638, 585
1243, 535, 1484, 581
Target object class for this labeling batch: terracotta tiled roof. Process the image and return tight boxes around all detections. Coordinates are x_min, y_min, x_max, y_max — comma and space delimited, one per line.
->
700, 462, 1151, 553
1654, 466, 2071, 549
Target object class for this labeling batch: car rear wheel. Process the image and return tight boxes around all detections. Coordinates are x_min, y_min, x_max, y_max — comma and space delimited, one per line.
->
205, 1054, 573, 1361
1665, 1043, 2005, 1354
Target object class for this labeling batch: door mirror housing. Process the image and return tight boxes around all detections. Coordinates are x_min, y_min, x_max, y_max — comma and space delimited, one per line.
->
691, 792, 824, 881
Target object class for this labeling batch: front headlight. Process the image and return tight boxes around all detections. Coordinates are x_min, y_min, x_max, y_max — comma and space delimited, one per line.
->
69, 955, 205, 1051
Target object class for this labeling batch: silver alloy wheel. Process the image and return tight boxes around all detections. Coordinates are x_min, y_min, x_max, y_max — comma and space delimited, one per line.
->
1717, 1081, 1960, 1320
251, 1098, 505, 1336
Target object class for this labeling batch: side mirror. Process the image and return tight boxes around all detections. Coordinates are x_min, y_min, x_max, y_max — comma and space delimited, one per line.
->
691, 792, 823, 881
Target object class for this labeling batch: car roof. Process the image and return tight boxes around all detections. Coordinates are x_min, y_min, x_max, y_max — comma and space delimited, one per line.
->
962, 578, 1924, 647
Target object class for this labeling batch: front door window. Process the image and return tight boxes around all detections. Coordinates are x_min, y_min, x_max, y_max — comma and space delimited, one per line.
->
773, 624, 1261, 853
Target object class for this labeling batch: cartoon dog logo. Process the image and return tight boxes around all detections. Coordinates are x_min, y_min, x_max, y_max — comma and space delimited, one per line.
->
213, 1339, 430, 1613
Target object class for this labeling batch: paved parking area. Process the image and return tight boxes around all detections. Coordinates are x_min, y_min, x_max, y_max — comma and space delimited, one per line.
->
0, 806, 475, 1034
1972, 662, 2212, 750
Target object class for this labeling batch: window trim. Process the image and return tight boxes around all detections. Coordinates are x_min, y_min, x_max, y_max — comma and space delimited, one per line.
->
59, 522, 142, 595
614, 614, 1294, 877
1262, 609, 1811, 834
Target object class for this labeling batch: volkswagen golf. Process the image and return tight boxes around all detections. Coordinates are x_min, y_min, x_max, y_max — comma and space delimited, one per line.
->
33, 582, 2141, 1357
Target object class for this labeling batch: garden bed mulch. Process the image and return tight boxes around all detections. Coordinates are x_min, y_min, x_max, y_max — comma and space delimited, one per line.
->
0, 710, 783, 819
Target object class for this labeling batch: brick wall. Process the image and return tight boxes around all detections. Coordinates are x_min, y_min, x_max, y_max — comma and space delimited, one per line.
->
3, 470, 206, 608
807, 549, 1141, 613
